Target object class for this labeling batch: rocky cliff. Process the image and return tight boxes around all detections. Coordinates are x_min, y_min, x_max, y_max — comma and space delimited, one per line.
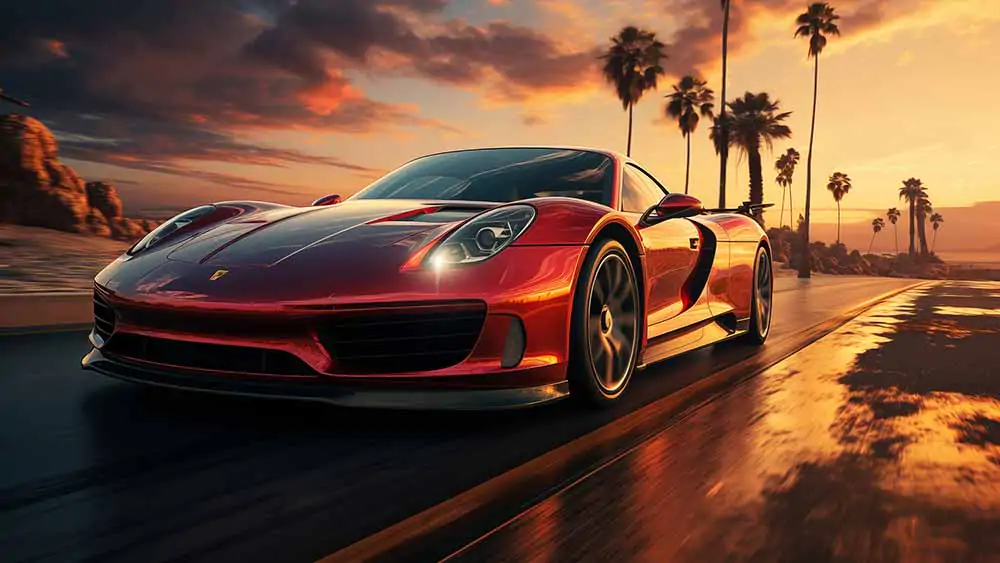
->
0, 114, 156, 240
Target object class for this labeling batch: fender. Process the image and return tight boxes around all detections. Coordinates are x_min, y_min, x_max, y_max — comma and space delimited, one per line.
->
512, 197, 646, 255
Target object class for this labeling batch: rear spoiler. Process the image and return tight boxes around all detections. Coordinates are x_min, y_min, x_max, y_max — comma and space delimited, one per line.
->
703, 201, 774, 216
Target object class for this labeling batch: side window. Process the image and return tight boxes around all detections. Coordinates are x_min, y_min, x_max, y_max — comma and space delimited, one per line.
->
621, 166, 666, 213
629, 164, 668, 198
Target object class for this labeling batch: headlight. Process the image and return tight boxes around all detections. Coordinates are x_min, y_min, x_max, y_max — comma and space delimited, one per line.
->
429, 205, 535, 266
128, 204, 220, 254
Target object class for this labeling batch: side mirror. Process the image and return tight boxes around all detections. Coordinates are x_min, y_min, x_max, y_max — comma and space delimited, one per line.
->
312, 194, 342, 206
640, 193, 703, 225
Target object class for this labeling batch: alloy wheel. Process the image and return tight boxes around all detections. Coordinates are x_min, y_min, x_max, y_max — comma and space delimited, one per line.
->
587, 253, 638, 393
755, 250, 773, 338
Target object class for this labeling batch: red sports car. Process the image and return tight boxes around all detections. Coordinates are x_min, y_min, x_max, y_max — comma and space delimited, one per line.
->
82, 147, 772, 409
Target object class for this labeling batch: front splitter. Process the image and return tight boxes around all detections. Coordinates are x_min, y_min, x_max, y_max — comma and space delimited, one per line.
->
81, 348, 570, 411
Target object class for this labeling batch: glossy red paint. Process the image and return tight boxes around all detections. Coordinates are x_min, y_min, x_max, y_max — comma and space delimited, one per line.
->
96, 242, 583, 388
83, 147, 769, 408
653, 193, 704, 216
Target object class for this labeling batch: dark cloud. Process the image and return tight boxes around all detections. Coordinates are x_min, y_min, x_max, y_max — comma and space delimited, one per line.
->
415, 22, 601, 96
0, 0, 459, 190
109, 162, 316, 198
56, 122, 381, 173
246, 0, 599, 100
0, 0, 601, 192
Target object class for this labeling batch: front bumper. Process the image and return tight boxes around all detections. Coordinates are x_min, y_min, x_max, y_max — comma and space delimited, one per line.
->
86, 244, 586, 409
82, 347, 570, 410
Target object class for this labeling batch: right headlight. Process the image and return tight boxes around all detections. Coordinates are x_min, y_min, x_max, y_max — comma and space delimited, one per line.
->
428, 205, 536, 266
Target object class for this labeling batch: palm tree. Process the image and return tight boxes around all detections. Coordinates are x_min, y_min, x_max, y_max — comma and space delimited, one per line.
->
886, 207, 901, 255
780, 148, 800, 227
666, 76, 715, 194
600, 26, 667, 157
726, 92, 793, 224
774, 147, 799, 231
869, 217, 885, 253
775, 156, 790, 228
917, 195, 932, 256
898, 177, 926, 257
710, 114, 732, 155
718, 0, 733, 208
795, 2, 840, 278
826, 171, 851, 244
930, 212, 944, 252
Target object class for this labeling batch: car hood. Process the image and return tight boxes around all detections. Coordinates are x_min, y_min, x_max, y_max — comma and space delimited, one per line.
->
165, 199, 493, 268
96, 199, 505, 305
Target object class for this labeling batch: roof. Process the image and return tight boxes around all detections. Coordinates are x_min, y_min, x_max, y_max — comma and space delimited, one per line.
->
412, 145, 629, 162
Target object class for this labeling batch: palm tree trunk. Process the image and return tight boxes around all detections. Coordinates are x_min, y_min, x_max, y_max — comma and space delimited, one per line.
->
717, 0, 730, 209
868, 231, 875, 254
626, 103, 633, 157
798, 56, 819, 278
735, 152, 741, 196
788, 183, 793, 231
779, 185, 786, 228
836, 201, 841, 244
748, 146, 763, 225
908, 202, 916, 257
684, 133, 691, 194
932, 229, 938, 252
917, 213, 929, 256
893, 224, 898, 254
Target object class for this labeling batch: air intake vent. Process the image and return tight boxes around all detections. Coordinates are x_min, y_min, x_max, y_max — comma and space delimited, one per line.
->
93, 290, 116, 341
316, 302, 487, 374
103, 334, 318, 376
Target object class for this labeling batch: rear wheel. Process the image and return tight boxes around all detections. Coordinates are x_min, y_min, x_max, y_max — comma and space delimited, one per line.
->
568, 239, 640, 407
742, 245, 772, 345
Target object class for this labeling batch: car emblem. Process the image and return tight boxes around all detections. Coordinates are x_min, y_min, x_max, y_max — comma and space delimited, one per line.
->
209, 269, 229, 281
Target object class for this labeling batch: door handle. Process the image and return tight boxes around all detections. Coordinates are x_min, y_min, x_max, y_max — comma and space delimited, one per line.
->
689, 237, 699, 250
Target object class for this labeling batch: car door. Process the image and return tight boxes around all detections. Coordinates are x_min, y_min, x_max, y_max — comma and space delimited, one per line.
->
620, 164, 701, 337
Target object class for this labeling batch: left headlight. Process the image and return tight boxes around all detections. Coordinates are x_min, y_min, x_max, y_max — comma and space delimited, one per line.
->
429, 205, 536, 266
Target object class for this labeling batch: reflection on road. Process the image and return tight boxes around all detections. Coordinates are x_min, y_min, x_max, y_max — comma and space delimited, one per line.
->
453, 281, 1000, 562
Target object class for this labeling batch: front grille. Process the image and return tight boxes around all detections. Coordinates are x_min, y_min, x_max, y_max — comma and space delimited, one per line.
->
316, 302, 487, 374
103, 333, 317, 376
93, 290, 116, 341
115, 306, 298, 336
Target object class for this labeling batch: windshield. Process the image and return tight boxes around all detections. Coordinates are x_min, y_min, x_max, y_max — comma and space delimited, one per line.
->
351, 148, 614, 206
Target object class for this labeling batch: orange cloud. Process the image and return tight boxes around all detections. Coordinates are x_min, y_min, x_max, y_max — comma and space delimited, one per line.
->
299, 78, 365, 117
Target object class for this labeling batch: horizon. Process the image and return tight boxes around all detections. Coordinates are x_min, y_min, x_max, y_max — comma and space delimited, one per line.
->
2, 0, 997, 253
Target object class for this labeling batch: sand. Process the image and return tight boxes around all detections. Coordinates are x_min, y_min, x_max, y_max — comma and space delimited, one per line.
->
0, 224, 131, 293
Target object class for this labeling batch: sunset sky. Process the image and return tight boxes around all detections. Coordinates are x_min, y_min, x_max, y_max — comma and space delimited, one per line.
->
2, 0, 998, 237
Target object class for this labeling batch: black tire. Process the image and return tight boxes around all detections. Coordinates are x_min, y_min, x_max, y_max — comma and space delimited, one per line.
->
568, 238, 641, 407
741, 245, 773, 345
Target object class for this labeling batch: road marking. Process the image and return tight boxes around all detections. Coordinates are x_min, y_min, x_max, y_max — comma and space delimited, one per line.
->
318, 281, 928, 563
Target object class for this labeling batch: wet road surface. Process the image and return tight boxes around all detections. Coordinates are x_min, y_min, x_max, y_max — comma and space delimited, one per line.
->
451, 281, 1000, 562
0, 276, 917, 562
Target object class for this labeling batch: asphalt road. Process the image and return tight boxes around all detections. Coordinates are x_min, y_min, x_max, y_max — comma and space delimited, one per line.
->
0, 276, 918, 563
452, 281, 1000, 562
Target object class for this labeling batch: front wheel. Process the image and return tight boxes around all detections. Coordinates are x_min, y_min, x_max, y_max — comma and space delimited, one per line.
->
741, 245, 773, 345
568, 239, 640, 407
